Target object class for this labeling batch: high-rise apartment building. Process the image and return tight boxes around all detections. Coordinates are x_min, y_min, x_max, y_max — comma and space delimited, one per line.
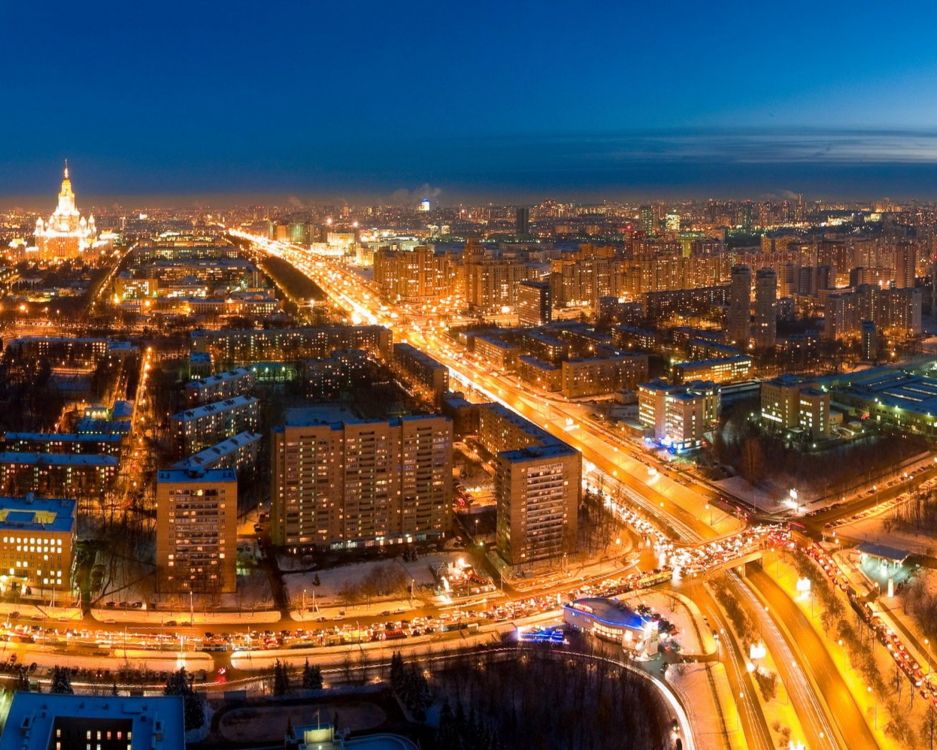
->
727, 265, 752, 346
270, 408, 452, 550
478, 404, 580, 566
753, 268, 778, 348
516, 280, 552, 326
515, 206, 530, 238
373, 245, 455, 303
894, 239, 917, 289
156, 468, 238, 593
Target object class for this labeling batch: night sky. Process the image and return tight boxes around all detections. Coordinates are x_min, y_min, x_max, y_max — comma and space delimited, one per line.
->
4, 0, 937, 200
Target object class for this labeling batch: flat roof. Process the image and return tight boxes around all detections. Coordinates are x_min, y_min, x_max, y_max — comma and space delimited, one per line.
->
0, 496, 75, 534
157, 467, 237, 484
0, 693, 185, 750
4, 432, 122, 444
858, 542, 910, 563
676, 355, 752, 368
0, 453, 118, 467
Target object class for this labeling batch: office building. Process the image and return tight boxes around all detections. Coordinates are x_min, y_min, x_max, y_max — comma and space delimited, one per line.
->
638, 380, 720, 452
0, 495, 75, 592
271, 408, 452, 550
156, 468, 238, 593
753, 268, 777, 348
516, 280, 552, 326
760, 376, 831, 439
0, 692, 185, 750
672, 355, 751, 384
727, 265, 752, 346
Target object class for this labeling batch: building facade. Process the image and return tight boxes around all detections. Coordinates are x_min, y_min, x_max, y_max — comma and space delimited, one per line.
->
156, 468, 238, 593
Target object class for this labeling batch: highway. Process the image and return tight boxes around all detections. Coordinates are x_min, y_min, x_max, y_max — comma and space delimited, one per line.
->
747, 568, 880, 749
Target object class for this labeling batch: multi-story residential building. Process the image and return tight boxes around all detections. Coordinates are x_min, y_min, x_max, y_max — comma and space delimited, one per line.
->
0, 495, 75, 592
373, 245, 455, 303
156, 468, 238, 593
393, 343, 449, 404
171, 431, 262, 473
270, 408, 452, 551
753, 268, 777, 348
559, 353, 649, 398
516, 280, 553, 326
727, 265, 752, 346
474, 335, 520, 371
0, 453, 118, 501
824, 285, 922, 340
170, 395, 260, 456
642, 285, 729, 324
478, 404, 580, 566
3, 432, 123, 456
465, 258, 535, 312
184, 367, 255, 405
302, 349, 375, 398
517, 355, 562, 392
191, 326, 392, 367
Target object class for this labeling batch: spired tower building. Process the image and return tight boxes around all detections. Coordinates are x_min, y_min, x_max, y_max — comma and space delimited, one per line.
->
34, 162, 96, 260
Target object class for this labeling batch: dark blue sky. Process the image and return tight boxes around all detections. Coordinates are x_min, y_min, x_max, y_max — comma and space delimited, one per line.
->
4, 0, 937, 201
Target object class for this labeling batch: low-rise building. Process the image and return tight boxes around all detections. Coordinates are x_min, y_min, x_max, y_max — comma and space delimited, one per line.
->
184, 367, 255, 405
560, 353, 649, 398
760, 376, 831, 439
170, 395, 260, 456
172, 431, 262, 473
0, 495, 75, 592
0, 453, 118, 500
393, 343, 449, 404
0, 692, 185, 750
672, 355, 752, 384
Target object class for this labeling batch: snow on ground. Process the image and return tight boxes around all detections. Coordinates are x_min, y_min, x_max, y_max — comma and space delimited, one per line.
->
837, 513, 937, 558
619, 590, 706, 656
667, 662, 739, 750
